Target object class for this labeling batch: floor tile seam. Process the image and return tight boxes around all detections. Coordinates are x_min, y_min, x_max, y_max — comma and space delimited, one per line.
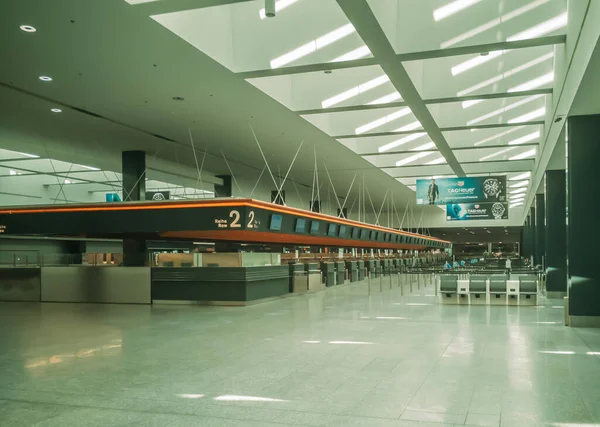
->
0, 395, 279, 423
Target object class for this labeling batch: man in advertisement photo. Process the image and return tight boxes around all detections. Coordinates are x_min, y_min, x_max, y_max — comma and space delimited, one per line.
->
427, 178, 439, 205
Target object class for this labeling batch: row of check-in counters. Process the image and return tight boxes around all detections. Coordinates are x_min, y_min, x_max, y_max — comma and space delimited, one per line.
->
439, 273, 539, 305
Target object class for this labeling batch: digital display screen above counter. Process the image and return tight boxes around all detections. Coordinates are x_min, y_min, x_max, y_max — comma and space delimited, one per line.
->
269, 214, 282, 231
310, 221, 320, 234
295, 218, 306, 233
327, 223, 337, 236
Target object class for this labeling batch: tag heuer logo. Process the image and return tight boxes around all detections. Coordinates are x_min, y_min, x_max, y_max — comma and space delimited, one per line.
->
457, 181, 464, 187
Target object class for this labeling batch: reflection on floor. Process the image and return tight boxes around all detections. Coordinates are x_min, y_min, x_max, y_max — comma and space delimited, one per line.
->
1, 277, 599, 427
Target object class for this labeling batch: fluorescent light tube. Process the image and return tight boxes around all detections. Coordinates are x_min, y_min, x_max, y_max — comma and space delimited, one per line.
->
271, 23, 355, 69
510, 187, 528, 194
322, 74, 389, 108
473, 127, 523, 146
434, 0, 483, 21
508, 72, 554, 92
378, 132, 426, 153
355, 107, 411, 135
508, 131, 540, 145
510, 180, 530, 188
479, 147, 517, 161
508, 107, 545, 123
509, 172, 531, 180
411, 142, 436, 151
368, 92, 401, 105
451, 50, 503, 76
441, 0, 550, 47
426, 157, 446, 165
331, 45, 370, 62
396, 152, 434, 166
467, 94, 543, 126
507, 12, 567, 41
509, 148, 537, 160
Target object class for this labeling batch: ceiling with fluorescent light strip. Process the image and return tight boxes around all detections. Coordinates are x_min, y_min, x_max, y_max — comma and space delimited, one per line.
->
58, 0, 578, 227
144, 0, 569, 219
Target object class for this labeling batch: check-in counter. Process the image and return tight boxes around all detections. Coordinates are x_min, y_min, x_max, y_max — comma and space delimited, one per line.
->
373, 259, 382, 278
0, 268, 41, 302
152, 265, 288, 305
289, 263, 307, 293
365, 259, 375, 278
42, 266, 151, 304
335, 261, 345, 285
304, 262, 322, 291
346, 261, 358, 282
320, 262, 336, 287
357, 260, 365, 281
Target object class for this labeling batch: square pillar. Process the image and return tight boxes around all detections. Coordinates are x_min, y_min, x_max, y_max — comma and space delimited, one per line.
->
567, 115, 600, 327
545, 170, 567, 297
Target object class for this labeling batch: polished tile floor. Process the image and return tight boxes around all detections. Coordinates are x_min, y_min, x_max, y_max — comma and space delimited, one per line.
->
1, 276, 599, 427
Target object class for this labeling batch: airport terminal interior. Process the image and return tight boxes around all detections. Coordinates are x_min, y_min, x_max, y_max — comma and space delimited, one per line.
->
1, 0, 600, 426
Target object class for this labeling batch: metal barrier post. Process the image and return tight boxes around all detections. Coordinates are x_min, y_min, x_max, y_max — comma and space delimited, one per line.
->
13, 253, 16, 267
410, 275, 413, 293
400, 273, 404, 296
397, 272, 400, 289
25, 255, 28, 267
368, 272, 371, 296
379, 274, 383, 293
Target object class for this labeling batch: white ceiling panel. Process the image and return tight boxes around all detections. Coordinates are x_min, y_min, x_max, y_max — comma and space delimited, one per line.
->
404, 45, 555, 100
152, 0, 366, 73
426, 94, 548, 128
367, 0, 566, 54
443, 124, 542, 148
247, 65, 390, 111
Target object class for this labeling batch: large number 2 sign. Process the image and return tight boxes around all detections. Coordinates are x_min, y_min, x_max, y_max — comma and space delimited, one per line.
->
229, 210, 256, 228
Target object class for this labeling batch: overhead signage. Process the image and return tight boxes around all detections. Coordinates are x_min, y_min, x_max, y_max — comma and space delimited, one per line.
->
416, 176, 506, 205
146, 191, 170, 201
446, 202, 509, 221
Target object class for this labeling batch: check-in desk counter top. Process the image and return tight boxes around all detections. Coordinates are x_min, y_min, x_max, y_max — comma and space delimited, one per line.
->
151, 265, 289, 305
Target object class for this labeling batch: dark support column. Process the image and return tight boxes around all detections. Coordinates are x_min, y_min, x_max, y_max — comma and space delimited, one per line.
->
567, 115, 600, 326
215, 175, 232, 198
545, 170, 567, 297
522, 215, 530, 260
122, 151, 146, 202
122, 151, 147, 266
529, 206, 536, 264
535, 193, 545, 268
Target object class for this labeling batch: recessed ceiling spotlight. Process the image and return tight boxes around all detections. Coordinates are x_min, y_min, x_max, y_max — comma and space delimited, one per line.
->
50, 108, 62, 113
39, 76, 53, 82
172, 96, 184, 101
20, 25, 37, 32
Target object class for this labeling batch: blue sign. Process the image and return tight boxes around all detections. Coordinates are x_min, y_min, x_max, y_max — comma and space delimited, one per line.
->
105, 193, 121, 202
416, 176, 506, 205
446, 202, 508, 221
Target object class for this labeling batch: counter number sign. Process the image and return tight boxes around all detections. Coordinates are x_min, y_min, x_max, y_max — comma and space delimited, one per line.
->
215, 210, 260, 229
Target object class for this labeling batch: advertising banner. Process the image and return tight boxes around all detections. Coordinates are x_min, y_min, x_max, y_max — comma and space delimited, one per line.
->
416, 176, 506, 205
446, 202, 509, 221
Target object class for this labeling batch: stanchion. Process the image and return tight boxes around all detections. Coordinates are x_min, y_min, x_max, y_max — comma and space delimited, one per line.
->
399, 273, 404, 296
379, 274, 383, 293
389, 272, 392, 290
410, 276, 413, 293
368, 272, 371, 296
435, 274, 439, 296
